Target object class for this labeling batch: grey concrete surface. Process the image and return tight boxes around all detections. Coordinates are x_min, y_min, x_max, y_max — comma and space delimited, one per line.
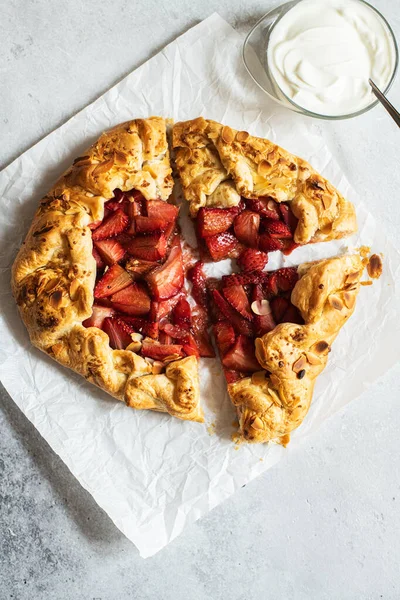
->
1, 0, 400, 598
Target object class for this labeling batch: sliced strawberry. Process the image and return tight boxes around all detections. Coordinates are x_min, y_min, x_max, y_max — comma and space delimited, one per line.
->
281, 304, 303, 324
102, 317, 132, 350
125, 257, 157, 278
264, 272, 279, 297
126, 199, 139, 235
145, 239, 184, 300
146, 200, 179, 221
197, 207, 236, 237
105, 197, 129, 213
252, 284, 276, 336
222, 335, 261, 372
237, 248, 268, 272
83, 304, 115, 329
246, 197, 280, 220
161, 323, 188, 340
187, 261, 208, 308
127, 232, 168, 262
205, 232, 242, 261
118, 317, 159, 339
89, 220, 102, 231
233, 210, 260, 247
92, 209, 129, 241
135, 216, 170, 233
224, 369, 242, 384
92, 246, 105, 269
275, 267, 299, 292
212, 290, 253, 337
263, 219, 293, 239
141, 342, 184, 360
213, 321, 236, 354
223, 285, 252, 320
94, 239, 126, 265
172, 297, 191, 329
94, 264, 132, 299
191, 308, 215, 358
153, 295, 183, 320
258, 233, 285, 253
110, 282, 151, 315
279, 202, 298, 232
221, 271, 265, 287
270, 296, 290, 322
159, 331, 173, 345
164, 221, 176, 246
182, 333, 200, 358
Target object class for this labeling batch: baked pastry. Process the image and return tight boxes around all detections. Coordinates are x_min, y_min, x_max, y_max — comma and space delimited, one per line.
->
173, 117, 357, 264
11, 117, 209, 423
205, 254, 365, 444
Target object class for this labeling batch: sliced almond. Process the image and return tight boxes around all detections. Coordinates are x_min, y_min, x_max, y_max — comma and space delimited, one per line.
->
343, 291, 356, 309
292, 355, 307, 373
345, 271, 360, 285
125, 341, 142, 353
311, 340, 330, 354
162, 354, 182, 364
268, 387, 282, 407
361, 280, 373, 286
45, 278, 61, 294
131, 332, 143, 343
236, 130, 249, 142
251, 371, 266, 385
73, 155, 91, 166
152, 361, 164, 374
328, 294, 343, 311
49, 290, 65, 309
69, 278, 81, 300
251, 299, 271, 316
257, 159, 272, 177
221, 126, 235, 144
367, 254, 383, 279
93, 158, 114, 176
321, 193, 333, 210
114, 150, 127, 165
305, 351, 322, 365
250, 416, 264, 430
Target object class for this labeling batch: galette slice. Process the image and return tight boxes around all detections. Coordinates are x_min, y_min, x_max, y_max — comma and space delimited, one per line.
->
12, 118, 203, 423
206, 254, 366, 445
173, 117, 357, 263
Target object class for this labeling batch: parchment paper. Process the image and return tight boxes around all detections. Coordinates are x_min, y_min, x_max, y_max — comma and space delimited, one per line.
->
1, 13, 399, 558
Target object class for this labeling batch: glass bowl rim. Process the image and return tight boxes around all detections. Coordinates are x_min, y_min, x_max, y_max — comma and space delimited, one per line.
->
242, 0, 399, 120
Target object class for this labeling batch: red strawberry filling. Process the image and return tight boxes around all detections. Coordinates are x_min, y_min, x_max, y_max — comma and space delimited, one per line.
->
196, 197, 299, 266
85, 189, 214, 366
209, 266, 304, 383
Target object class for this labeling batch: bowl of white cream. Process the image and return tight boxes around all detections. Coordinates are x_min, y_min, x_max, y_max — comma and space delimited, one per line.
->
243, 0, 398, 119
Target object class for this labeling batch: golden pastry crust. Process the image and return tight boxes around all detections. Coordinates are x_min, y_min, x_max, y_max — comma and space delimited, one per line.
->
228, 254, 364, 444
173, 117, 357, 244
11, 117, 203, 423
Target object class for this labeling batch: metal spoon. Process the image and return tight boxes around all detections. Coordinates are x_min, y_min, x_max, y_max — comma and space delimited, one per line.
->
369, 79, 400, 127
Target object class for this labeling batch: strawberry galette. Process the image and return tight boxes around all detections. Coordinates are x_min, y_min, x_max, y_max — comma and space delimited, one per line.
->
12, 116, 374, 444
173, 117, 357, 263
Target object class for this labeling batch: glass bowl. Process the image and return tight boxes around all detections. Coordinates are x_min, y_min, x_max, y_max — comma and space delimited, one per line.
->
242, 0, 399, 120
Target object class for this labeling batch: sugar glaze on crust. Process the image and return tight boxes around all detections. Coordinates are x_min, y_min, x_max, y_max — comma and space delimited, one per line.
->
173, 117, 357, 244
228, 254, 364, 444
11, 118, 202, 422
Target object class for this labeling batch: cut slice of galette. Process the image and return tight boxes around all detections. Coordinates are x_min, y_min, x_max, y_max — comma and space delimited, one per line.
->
11, 117, 207, 423
172, 117, 357, 264
204, 253, 366, 445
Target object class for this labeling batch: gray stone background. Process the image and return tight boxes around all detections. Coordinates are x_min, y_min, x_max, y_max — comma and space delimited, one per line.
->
1, 0, 400, 598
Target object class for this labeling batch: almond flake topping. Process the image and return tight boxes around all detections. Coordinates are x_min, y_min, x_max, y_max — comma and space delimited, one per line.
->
292, 355, 307, 373
328, 294, 343, 310
251, 299, 272, 316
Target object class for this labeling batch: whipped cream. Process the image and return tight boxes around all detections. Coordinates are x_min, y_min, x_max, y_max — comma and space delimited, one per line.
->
267, 0, 397, 116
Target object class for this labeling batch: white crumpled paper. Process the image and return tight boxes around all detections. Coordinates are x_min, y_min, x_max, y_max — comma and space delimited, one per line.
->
1, 13, 400, 557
